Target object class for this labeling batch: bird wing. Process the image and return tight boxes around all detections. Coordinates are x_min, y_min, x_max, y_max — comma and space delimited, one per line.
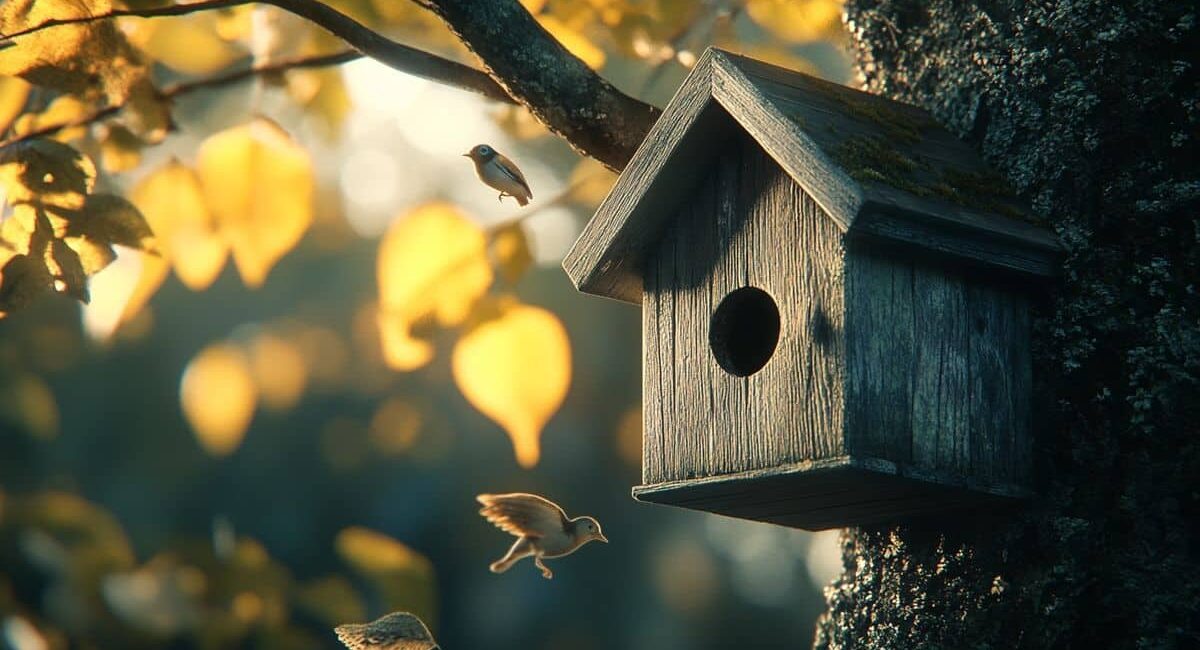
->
477, 493, 568, 538
334, 611, 437, 650
493, 153, 532, 199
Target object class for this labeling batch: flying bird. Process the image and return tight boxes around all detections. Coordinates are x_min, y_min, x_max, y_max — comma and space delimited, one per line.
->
462, 144, 533, 206
334, 611, 438, 650
477, 493, 607, 579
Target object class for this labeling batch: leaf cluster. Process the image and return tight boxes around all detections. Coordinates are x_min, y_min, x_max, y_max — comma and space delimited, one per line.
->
0, 138, 156, 315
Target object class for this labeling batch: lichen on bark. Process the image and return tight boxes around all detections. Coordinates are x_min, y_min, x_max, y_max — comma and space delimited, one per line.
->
816, 1, 1200, 648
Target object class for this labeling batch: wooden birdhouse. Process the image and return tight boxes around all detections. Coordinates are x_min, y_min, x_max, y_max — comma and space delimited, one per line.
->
563, 49, 1061, 530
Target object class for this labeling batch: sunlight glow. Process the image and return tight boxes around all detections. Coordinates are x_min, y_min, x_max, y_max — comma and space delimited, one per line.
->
81, 246, 142, 342
342, 58, 429, 114
3, 616, 47, 650
805, 529, 842, 587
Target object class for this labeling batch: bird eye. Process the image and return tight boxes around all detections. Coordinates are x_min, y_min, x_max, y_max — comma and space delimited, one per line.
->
479, 145, 490, 154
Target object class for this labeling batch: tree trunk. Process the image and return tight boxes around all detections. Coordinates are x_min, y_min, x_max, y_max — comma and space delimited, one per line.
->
816, 1, 1200, 647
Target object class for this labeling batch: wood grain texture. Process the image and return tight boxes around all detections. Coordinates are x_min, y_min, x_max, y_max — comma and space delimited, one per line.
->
844, 247, 1033, 489
642, 133, 847, 484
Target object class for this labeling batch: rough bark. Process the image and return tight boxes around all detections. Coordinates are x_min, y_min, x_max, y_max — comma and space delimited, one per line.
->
816, 2, 1200, 648
419, 0, 660, 170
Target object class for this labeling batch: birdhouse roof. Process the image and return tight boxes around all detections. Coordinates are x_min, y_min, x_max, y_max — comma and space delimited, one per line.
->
563, 48, 1061, 304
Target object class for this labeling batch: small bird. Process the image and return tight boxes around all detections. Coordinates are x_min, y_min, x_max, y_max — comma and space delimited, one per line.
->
477, 493, 607, 579
462, 144, 533, 206
334, 611, 438, 650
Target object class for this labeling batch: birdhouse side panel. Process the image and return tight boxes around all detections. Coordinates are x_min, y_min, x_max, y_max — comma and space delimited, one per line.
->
844, 248, 1033, 492
642, 134, 847, 486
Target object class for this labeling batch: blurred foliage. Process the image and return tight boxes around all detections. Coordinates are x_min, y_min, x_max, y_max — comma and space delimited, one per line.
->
0, 0, 849, 648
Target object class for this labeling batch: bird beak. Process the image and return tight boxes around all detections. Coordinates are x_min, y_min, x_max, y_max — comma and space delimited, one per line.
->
596, 532, 609, 543
461, 152, 471, 157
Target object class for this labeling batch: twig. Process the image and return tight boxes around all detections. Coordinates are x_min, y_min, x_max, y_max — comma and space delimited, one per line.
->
485, 176, 601, 235
0, 0, 515, 104
0, 50, 360, 147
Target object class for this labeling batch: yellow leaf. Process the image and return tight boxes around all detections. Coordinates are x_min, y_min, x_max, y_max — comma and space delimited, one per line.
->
295, 576, 366, 626
376, 202, 492, 370
120, 76, 171, 144
0, 0, 160, 119
452, 296, 571, 467
0, 77, 31, 135
196, 118, 314, 288
287, 68, 352, 140
180, 342, 257, 456
335, 527, 436, 622
0, 253, 53, 316
491, 104, 549, 141
247, 332, 307, 411
98, 124, 144, 173
131, 159, 228, 290
728, 43, 819, 75
124, 12, 245, 75
13, 95, 89, 142
489, 223, 533, 284
746, 0, 844, 44
214, 6, 255, 41
566, 157, 618, 206
368, 397, 422, 455
0, 139, 96, 210
615, 404, 642, 467
537, 16, 606, 69
0, 372, 59, 439
376, 311, 434, 371
521, 0, 547, 13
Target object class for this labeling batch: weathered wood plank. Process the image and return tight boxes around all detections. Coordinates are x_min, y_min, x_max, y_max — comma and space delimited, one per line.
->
845, 249, 914, 464
910, 262, 972, 476
634, 458, 1027, 530
642, 245, 668, 483
643, 133, 846, 484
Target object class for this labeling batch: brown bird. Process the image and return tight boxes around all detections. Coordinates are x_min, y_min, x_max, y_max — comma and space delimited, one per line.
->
334, 611, 438, 650
462, 144, 533, 206
477, 493, 607, 579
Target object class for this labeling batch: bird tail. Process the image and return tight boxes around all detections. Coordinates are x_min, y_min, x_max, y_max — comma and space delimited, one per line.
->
516, 195, 529, 207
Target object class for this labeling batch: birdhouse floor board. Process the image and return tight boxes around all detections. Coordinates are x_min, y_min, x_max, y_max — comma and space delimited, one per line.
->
633, 458, 1025, 530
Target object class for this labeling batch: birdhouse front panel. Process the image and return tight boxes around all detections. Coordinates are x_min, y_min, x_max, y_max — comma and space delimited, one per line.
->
641, 133, 847, 486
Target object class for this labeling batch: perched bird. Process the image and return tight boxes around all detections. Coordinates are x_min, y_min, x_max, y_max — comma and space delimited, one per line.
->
334, 611, 438, 650
477, 493, 607, 579
462, 144, 533, 206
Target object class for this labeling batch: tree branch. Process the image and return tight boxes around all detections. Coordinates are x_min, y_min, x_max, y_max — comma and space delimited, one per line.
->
419, 0, 660, 170
3, 0, 663, 169
0, 0, 515, 104
0, 50, 361, 148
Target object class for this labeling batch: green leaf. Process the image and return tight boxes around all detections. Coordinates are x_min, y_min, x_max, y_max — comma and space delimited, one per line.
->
0, 139, 96, 209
